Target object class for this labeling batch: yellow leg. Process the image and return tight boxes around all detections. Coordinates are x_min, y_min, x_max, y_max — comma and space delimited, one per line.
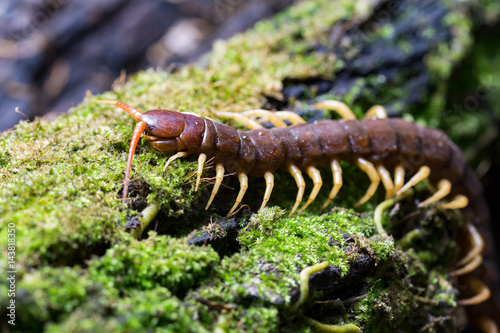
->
227, 172, 248, 217
293, 261, 361, 332
273, 111, 307, 125
479, 317, 500, 333
438, 194, 468, 209
314, 100, 357, 120
455, 223, 485, 268
195, 153, 207, 192
418, 179, 451, 207
305, 318, 361, 333
374, 189, 415, 237
241, 110, 288, 127
288, 163, 305, 216
364, 105, 387, 119
458, 278, 491, 306
450, 255, 483, 277
214, 111, 263, 129
293, 261, 329, 310
395, 165, 431, 196
393, 164, 405, 194
260, 171, 274, 210
320, 159, 343, 210
163, 151, 188, 171
354, 157, 380, 207
377, 164, 395, 199
298, 166, 323, 214
205, 163, 225, 210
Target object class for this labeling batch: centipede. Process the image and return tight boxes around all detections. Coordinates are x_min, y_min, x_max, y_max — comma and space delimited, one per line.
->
98, 99, 499, 332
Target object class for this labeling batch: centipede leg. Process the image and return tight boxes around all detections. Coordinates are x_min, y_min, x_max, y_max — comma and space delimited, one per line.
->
418, 179, 451, 207
377, 165, 395, 199
320, 159, 342, 210
393, 164, 405, 194
314, 100, 357, 119
364, 105, 387, 119
298, 166, 323, 214
450, 255, 483, 277
458, 277, 491, 306
260, 171, 275, 210
455, 223, 485, 268
479, 317, 500, 333
195, 153, 207, 192
288, 163, 305, 216
438, 194, 469, 209
241, 110, 288, 127
354, 157, 380, 207
163, 151, 188, 171
227, 172, 248, 217
214, 111, 263, 129
273, 111, 307, 125
395, 165, 431, 196
205, 163, 225, 210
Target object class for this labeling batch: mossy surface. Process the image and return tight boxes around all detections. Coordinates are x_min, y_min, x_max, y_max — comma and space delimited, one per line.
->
0, 0, 496, 332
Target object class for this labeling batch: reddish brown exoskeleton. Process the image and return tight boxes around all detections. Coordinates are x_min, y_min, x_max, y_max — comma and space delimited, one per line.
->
99, 99, 499, 330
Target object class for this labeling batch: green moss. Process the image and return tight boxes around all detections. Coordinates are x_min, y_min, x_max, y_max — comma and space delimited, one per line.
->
238, 207, 378, 278
46, 288, 204, 333
88, 234, 220, 295
12, 267, 90, 327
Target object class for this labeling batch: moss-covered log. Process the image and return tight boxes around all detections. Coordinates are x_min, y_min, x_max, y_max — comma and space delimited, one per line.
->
1, 0, 499, 332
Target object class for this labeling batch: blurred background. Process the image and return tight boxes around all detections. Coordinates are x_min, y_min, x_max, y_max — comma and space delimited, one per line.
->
0, 0, 293, 131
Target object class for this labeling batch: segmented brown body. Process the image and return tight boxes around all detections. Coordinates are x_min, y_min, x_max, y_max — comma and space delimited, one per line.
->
152, 115, 482, 208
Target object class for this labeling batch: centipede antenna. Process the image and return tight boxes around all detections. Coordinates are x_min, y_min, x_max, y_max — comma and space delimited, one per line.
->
122, 121, 147, 207
97, 100, 143, 121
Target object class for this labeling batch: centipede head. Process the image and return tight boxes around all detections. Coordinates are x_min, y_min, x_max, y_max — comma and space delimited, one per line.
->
98, 100, 186, 208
